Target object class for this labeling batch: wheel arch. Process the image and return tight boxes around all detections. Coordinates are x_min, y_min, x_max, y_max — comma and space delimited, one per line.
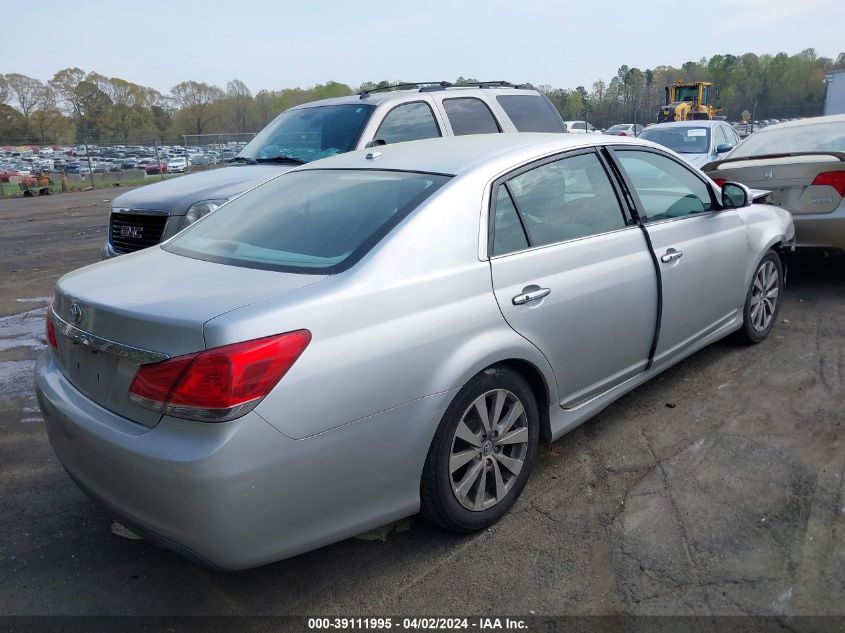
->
494, 358, 553, 443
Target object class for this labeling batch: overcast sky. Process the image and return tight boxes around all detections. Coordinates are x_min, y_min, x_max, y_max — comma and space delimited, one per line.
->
4, 0, 843, 94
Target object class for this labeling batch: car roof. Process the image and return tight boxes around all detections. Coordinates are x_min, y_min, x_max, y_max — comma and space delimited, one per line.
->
288, 87, 542, 110
297, 133, 650, 177
752, 113, 845, 132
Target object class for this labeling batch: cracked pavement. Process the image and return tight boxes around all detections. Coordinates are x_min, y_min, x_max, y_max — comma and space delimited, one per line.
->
0, 190, 843, 616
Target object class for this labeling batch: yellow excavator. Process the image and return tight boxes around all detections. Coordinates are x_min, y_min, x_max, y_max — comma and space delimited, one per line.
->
657, 81, 721, 123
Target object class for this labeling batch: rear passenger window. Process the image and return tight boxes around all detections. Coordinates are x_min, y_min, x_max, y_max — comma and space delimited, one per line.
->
442, 98, 501, 135
496, 95, 565, 132
502, 152, 626, 250
374, 102, 441, 145
492, 186, 528, 256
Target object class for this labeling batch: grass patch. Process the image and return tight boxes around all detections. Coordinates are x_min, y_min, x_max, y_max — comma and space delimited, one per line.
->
0, 172, 185, 198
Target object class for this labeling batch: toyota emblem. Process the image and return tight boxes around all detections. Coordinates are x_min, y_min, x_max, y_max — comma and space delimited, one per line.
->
69, 303, 83, 326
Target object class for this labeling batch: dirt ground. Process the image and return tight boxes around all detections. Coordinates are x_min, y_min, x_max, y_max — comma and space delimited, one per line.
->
0, 190, 842, 620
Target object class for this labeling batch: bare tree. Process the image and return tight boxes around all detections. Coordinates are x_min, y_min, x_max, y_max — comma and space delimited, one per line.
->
225, 78, 254, 132
171, 80, 224, 135
5, 73, 44, 118
0, 74, 9, 105
48, 67, 86, 117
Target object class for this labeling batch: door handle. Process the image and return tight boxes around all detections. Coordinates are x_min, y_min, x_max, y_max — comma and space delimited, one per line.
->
512, 287, 551, 305
660, 249, 683, 263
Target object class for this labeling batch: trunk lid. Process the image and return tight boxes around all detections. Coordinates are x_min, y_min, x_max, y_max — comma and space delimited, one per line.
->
51, 247, 325, 426
707, 154, 845, 214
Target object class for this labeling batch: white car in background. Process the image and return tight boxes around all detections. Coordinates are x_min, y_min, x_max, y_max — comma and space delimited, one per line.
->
604, 123, 644, 137
166, 156, 188, 173
563, 120, 601, 134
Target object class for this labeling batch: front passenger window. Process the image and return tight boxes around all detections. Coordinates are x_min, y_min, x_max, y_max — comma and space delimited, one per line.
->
616, 150, 714, 222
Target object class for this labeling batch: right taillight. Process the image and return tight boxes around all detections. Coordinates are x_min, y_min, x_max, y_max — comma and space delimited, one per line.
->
712, 178, 727, 187
46, 309, 57, 349
129, 330, 311, 422
812, 171, 845, 196
44, 299, 59, 349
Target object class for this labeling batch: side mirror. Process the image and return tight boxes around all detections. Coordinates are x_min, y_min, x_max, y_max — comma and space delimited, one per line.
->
721, 182, 752, 209
364, 139, 386, 149
715, 143, 733, 154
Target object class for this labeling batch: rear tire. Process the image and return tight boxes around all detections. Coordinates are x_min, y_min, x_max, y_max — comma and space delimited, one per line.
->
736, 250, 783, 344
420, 366, 539, 532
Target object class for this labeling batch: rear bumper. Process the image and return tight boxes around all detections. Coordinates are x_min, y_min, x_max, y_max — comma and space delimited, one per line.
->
793, 203, 845, 252
35, 351, 447, 569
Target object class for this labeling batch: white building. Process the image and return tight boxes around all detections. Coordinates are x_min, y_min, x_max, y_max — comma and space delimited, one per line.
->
824, 69, 845, 115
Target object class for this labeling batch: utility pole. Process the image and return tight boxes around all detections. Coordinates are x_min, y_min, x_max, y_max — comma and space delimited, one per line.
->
153, 139, 165, 182
83, 138, 95, 189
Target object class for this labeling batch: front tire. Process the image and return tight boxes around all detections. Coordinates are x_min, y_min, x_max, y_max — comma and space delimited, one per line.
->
736, 250, 783, 344
420, 366, 539, 532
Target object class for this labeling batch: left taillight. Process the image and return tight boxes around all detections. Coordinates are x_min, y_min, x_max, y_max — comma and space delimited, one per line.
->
712, 178, 727, 187
46, 302, 57, 348
128, 330, 311, 423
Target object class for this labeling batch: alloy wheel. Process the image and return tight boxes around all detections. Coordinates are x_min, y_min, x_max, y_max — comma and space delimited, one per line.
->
449, 389, 529, 511
750, 260, 779, 332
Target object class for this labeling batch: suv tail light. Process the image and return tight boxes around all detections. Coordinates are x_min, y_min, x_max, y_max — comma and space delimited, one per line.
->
129, 330, 311, 422
812, 171, 845, 196
712, 178, 727, 187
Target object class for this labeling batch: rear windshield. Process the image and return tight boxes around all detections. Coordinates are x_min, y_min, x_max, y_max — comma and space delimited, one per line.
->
239, 104, 376, 163
639, 126, 710, 154
496, 95, 565, 132
727, 120, 845, 157
607, 125, 628, 132
165, 169, 450, 274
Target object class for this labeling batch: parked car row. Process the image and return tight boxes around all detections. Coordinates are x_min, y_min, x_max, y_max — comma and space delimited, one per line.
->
0, 142, 246, 179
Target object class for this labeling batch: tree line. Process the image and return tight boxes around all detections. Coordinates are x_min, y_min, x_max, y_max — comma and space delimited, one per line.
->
1, 49, 843, 146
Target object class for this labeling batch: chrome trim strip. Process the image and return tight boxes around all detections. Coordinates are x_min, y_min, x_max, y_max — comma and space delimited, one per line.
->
51, 309, 169, 364
111, 207, 171, 216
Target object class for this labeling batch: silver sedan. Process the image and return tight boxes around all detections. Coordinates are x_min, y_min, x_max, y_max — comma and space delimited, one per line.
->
36, 133, 794, 569
638, 120, 741, 168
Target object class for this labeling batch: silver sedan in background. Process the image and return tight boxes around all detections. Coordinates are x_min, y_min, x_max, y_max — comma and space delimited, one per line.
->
639, 120, 741, 168
36, 134, 793, 569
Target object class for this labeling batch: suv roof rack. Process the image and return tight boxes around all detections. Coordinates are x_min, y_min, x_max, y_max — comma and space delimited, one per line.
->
358, 81, 525, 99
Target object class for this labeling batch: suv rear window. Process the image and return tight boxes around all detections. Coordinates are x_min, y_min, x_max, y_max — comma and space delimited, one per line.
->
496, 95, 565, 132
165, 169, 450, 274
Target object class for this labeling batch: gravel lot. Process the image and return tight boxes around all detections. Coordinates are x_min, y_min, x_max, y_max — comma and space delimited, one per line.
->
0, 190, 843, 618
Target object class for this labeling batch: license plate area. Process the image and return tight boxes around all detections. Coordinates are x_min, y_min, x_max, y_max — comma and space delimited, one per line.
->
57, 337, 120, 400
